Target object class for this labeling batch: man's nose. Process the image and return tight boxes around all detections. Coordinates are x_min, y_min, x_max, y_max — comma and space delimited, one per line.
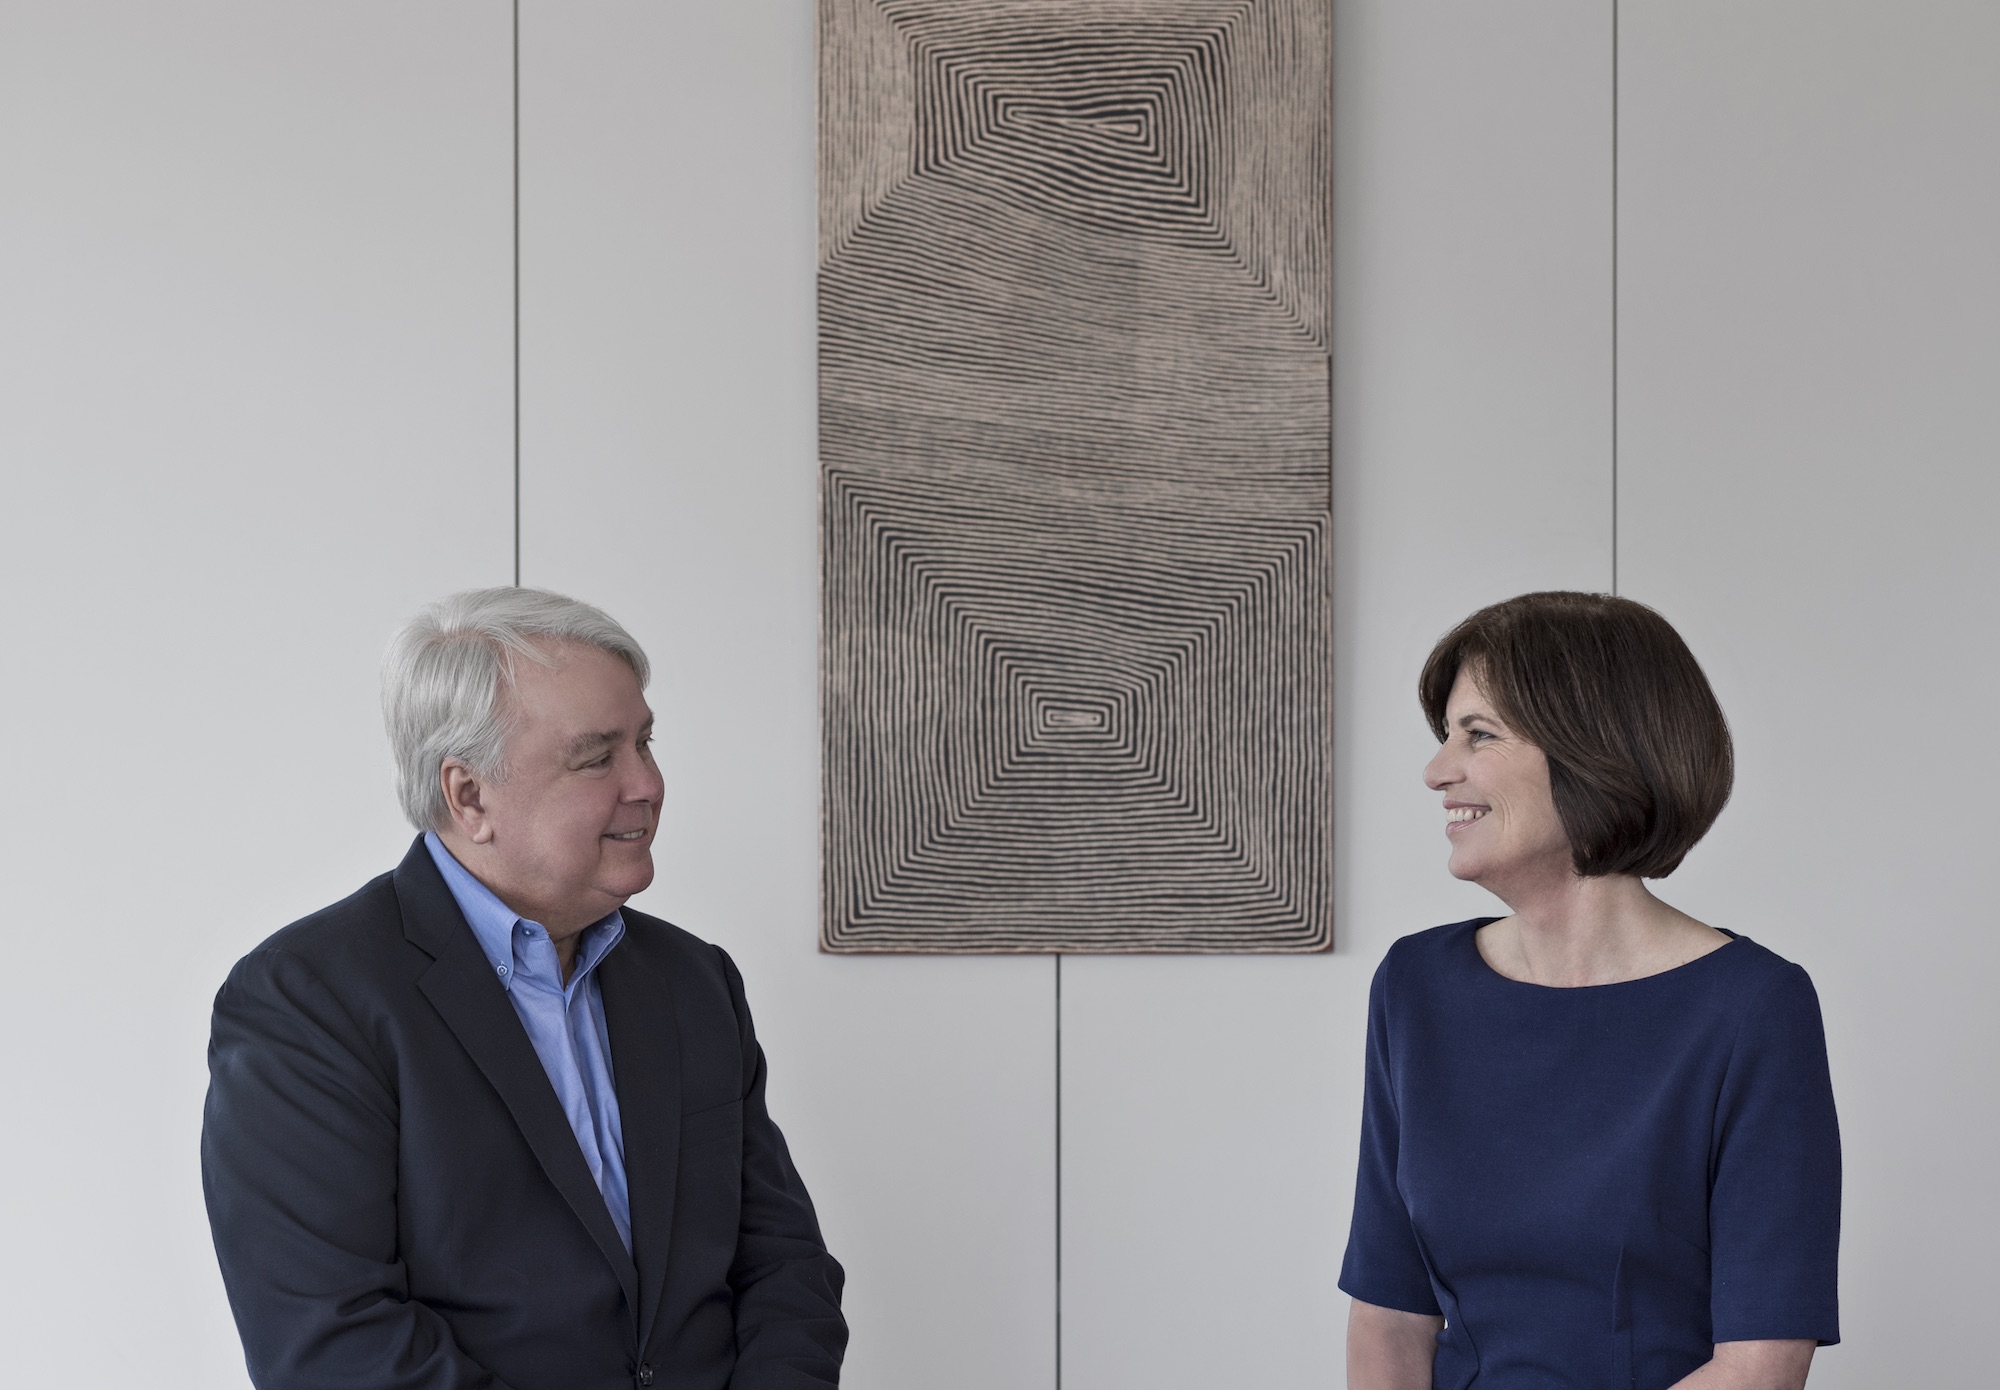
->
630, 758, 666, 805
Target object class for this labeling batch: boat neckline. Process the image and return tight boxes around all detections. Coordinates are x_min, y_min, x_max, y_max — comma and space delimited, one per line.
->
1459, 917, 1744, 992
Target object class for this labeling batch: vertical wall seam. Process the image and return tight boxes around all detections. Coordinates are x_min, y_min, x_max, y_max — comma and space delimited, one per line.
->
1611, 0, 1620, 596
512, 0, 522, 588
1054, 953, 1063, 1390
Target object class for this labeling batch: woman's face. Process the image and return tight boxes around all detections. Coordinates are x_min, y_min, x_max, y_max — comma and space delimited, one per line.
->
1423, 667, 1574, 893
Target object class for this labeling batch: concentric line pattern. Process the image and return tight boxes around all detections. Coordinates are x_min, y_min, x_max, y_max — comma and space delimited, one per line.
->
820, 0, 1331, 953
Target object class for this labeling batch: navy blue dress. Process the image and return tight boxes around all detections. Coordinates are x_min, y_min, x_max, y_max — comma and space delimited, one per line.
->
1339, 920, 1840, 1389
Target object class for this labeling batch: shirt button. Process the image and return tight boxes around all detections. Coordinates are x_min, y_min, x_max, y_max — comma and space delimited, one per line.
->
496, 965, 509, 977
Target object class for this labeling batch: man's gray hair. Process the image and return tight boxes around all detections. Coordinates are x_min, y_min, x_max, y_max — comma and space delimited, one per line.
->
382, 587, 652, 831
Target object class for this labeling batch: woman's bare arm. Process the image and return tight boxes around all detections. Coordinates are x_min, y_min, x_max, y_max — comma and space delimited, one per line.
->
1346, 1298, 1443, 1390
1667, 1340, 1815, 1390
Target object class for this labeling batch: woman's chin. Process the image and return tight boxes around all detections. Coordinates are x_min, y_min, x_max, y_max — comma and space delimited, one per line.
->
1444, 850, 1486, 884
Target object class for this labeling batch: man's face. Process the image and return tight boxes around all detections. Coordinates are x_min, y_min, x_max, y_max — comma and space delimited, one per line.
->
456, 640, 663, 933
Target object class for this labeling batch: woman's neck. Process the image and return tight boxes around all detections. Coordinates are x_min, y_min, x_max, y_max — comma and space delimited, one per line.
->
1478, 870, 1729, 987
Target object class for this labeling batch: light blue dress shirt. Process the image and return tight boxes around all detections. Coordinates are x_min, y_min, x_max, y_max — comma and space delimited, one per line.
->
424, 832, 632, 1251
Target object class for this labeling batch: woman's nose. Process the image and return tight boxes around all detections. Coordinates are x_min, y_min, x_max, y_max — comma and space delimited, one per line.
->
1423, 741, 1458, 791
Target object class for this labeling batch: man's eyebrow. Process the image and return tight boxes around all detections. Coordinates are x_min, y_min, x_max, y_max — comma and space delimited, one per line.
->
563, 730, 623, 759
563, 717, 655, 760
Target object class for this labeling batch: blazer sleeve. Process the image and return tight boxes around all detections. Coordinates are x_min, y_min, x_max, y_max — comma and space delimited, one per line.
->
1338, 949, 1443, 1317
714, 947, 849, 1388
202, 946, 518, 1390
1707, 962, 1842, 1345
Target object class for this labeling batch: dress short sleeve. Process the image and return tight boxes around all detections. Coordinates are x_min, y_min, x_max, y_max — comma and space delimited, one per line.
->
1338, 949, 1442, 1316
1708, 962, 1842, 1344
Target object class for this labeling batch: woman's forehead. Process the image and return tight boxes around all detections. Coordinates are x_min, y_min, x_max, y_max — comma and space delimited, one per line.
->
1446, 665, 1506, 723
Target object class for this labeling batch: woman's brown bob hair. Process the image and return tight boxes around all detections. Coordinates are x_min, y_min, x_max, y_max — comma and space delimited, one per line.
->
1419, 591, 1732, 879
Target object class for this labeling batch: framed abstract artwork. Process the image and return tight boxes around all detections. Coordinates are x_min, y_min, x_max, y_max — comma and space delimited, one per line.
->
820, 0, 1331, 952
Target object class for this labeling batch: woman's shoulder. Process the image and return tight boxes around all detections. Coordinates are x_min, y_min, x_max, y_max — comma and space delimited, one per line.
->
1701, 931, 1822, 999
1373, 917, 1499, 987
1695, 934, 1830, 1040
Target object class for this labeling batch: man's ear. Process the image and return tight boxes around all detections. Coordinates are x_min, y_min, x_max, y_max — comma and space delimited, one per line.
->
440, 760, 495, 844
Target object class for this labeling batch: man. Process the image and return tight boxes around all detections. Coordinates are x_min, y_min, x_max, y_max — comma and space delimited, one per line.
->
202, 588, 845, 1389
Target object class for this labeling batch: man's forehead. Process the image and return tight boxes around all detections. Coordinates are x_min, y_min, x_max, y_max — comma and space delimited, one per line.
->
506, 644, 644, 705
504, 652, 652, 744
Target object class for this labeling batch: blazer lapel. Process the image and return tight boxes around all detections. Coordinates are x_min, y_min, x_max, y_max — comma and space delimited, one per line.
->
598, 936, 682, 1358
393, 841, 640, 1315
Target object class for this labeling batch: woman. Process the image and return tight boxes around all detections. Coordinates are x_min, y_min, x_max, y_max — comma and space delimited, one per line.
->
1340, 592, 1839, 1390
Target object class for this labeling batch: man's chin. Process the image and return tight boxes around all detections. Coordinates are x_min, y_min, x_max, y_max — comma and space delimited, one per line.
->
600, 858, 656, 902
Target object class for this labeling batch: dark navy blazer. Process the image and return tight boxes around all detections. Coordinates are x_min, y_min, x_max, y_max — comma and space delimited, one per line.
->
202, 838, 845, 1390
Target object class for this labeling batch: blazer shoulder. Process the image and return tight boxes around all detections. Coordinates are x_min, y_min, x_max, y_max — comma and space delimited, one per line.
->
222, 865, 429, 1001
619, 905, 733, 978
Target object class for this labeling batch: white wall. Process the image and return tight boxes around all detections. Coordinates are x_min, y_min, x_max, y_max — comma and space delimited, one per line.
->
2, 3, 1994, 1386
0, 4, 512, 1383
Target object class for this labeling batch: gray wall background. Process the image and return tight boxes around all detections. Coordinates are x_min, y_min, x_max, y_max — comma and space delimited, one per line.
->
2, 2, 1994, 1386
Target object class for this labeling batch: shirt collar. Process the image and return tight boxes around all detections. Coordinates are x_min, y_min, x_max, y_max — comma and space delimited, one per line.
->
423, 832, 625, 992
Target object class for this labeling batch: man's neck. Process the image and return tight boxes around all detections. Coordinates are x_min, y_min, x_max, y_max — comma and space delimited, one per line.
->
432, 827, 595, 978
